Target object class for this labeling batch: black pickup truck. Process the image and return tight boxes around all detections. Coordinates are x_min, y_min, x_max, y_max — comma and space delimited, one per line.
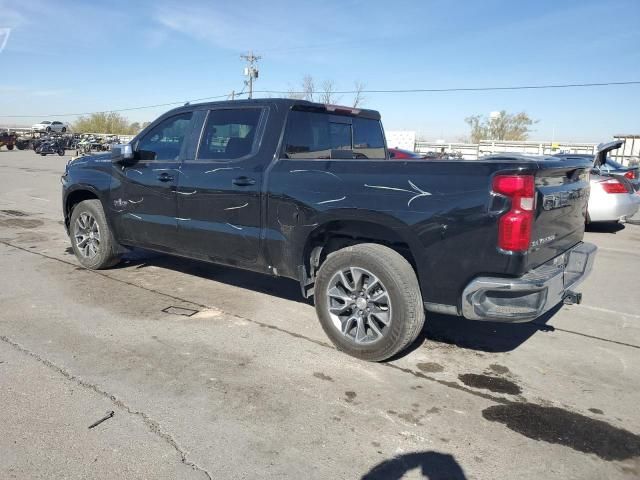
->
62, 99, 596, 360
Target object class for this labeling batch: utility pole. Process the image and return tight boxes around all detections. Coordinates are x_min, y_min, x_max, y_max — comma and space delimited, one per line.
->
240, 51, 261, 99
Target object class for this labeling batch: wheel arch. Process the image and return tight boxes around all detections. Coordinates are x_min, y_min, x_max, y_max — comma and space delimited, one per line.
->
298, 212, 424, 298
64, 186, 105, 231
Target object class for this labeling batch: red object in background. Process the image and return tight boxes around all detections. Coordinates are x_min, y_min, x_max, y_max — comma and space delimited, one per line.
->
388, 147, 424, 159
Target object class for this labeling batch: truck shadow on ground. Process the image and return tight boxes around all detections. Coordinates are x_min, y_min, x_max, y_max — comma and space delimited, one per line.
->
402, 306, 559, 356
114, 249, 310, 304
105, 248, 558, 356
361, 451, 467, 480
585, 222, 626, 233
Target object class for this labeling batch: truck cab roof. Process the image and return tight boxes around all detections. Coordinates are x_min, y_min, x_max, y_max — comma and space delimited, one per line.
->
166, 98, 381, 121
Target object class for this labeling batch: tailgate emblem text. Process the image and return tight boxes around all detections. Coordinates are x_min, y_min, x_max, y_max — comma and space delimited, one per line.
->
542, 189, 584, 210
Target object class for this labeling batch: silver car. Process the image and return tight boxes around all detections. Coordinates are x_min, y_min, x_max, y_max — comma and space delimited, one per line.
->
31, 120, 68, 133
587, 173, 640, 222
554, 142, 640, 223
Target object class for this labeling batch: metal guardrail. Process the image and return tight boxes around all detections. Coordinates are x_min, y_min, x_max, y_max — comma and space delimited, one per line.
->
416, 138, 640, 166
416, 140, 599, 159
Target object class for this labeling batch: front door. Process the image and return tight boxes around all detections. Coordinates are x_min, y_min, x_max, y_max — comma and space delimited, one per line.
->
176, 107, 266, 265
111, 111, 193, 250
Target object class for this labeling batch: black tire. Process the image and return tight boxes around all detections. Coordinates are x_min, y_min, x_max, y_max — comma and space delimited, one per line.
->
69, 199, 121, 269
314, 243, 425, 361
6, 144, 14, 150
58, 148, 65, 156
61, 127, 66, 133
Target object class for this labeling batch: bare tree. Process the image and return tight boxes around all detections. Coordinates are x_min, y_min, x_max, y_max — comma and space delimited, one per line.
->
319, 79, 341, 104
352, 80, 366, 107
302, 75, 315, 102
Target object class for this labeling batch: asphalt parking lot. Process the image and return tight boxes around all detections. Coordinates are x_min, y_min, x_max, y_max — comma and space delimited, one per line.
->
1, 148, 639, 479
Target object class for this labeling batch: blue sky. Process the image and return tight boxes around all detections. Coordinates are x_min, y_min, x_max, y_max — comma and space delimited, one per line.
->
1, 0, 639, 141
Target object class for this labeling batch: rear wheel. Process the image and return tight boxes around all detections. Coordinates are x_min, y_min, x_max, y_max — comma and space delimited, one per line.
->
70, 199, 120, 269
314, 243, 425, 361
6, 144, 13, 150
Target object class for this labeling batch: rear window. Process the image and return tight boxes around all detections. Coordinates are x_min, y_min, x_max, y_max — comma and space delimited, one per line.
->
282, 110, 385, 159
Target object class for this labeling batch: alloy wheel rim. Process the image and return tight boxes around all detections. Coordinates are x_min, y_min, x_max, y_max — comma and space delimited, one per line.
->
326, 266, 392, 345
74, 212, 100, 259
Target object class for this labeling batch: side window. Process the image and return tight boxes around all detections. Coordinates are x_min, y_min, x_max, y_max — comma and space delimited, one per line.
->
137, 112, 192, 161
195, 108, 263, 161
283, 110, 352, 159
353, 117, 385, 159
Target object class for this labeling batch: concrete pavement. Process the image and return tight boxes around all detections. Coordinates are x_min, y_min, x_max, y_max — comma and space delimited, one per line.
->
1, 148, 639, 479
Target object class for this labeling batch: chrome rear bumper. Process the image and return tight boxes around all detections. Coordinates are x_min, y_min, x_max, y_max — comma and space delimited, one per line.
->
461, 242, 597, 322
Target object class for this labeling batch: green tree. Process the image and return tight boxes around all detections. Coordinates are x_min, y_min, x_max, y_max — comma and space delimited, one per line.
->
465, 111, 537, 143
73, 112, 141, 135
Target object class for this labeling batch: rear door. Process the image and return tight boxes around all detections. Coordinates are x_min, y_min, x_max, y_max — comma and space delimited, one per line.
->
528, 157, 592, 268
176, 106, 267, 265
111, 111, 193, 250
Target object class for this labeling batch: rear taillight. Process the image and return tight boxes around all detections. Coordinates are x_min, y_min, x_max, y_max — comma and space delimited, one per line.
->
492, 174, 535, 252
624, 170, 637, 180
599, 178, 627, 194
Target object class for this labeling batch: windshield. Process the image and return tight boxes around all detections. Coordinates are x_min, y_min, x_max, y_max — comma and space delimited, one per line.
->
40, 121, 51, 124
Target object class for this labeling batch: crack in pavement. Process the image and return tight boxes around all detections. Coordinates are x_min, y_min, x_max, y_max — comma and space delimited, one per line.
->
0, 335, 213, 480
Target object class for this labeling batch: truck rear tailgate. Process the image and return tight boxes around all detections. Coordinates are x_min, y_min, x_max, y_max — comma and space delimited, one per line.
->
528, 157, 591, 269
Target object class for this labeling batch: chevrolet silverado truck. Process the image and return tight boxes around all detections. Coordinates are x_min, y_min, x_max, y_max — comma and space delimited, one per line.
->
62, 99, 596, 361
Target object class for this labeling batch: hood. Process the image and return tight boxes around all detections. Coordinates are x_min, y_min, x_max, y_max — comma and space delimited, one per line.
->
67, 152, 111, 168
594, 140, 624, 167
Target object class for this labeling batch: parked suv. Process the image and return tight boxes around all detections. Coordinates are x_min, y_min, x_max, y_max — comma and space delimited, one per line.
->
62, 99, 596, 361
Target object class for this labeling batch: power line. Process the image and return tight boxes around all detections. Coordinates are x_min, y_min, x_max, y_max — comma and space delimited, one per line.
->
0, 93, 244, 118
1, 80, 638, 118
256, 80, 640, 96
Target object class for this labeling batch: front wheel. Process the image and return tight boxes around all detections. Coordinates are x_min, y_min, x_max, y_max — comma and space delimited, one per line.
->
57, 148, 65, 156
69, 199, 121, 269
314, 243, 425, 361
6, 144, 14, 150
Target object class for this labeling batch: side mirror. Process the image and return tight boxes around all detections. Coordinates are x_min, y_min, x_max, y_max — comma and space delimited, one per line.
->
111, 144, 134, 163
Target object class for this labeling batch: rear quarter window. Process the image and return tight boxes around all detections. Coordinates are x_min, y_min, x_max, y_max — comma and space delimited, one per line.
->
283, 110, 386, 159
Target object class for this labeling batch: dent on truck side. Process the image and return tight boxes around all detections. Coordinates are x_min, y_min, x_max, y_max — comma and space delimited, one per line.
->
263, 158, 507, 308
